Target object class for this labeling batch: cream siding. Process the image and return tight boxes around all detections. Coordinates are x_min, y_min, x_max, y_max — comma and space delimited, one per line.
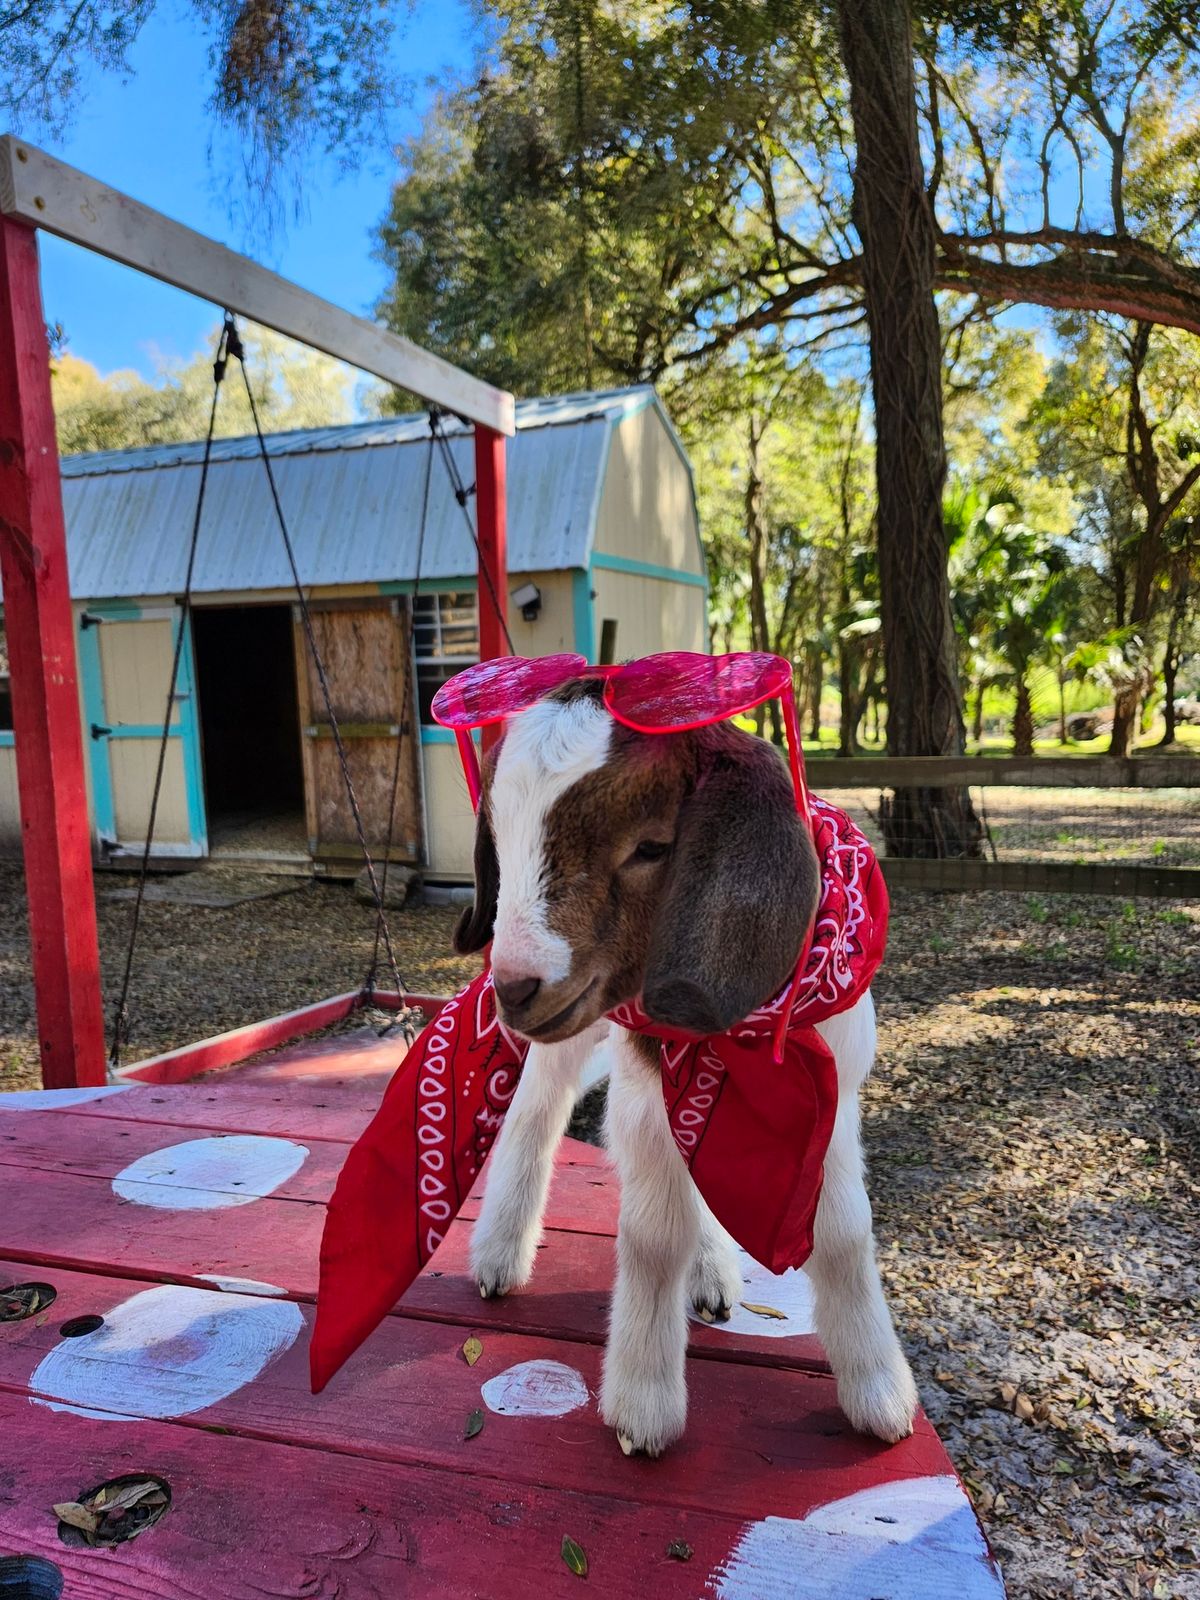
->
0, 748, 19, 848
592, 407, 702, 574
500, 569, 577, 659
589, 567, 706, 660
421, 739, 478, 878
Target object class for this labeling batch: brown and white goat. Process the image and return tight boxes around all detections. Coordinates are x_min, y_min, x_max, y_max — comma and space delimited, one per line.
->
455, 678, 917, 1457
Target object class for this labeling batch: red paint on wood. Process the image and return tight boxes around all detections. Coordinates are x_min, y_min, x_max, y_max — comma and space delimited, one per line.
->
66, 1081, 385, 1142
0, 1108, 344, 1202
474, 423, 509, 752
460, 1146, 619, 1235
0, 218, 105, 1088
121, 990, 364, 1083
0, 1398, 763, 1600
0, 1259, 945, 1524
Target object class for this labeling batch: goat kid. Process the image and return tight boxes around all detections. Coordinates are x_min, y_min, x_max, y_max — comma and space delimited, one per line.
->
456, 678, 917, 1457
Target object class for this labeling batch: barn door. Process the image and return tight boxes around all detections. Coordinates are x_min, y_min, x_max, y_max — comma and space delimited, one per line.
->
78, 604, 207, 859
294, 598, 422, 867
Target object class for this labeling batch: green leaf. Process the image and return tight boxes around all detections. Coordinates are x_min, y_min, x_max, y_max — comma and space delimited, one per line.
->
464, 1408, 484, 1440
561, 1534, 588, 1577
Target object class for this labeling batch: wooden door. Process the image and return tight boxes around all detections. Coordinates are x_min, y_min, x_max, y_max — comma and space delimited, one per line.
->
293, 598, 422, 867
79, 604, 207, 859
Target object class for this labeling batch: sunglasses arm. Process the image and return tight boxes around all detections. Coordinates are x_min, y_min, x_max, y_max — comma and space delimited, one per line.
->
773, 680, 815, 1064
455, 727, 483, 813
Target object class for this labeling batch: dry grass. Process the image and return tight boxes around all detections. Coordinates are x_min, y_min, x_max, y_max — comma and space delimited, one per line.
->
1, 865, 1197, 1596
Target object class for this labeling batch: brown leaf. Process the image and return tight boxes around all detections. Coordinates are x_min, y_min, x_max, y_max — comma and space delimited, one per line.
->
464, 1408, 484, 1440
1014, 1393, 1036, 1422
739, 1301, 788, 1321
53, 1501, 99, 1533
561, 1534, 588, 1577
462, 1336, 483, 1367
100, 1480, 165, 1513
666, 1539, 694, 1561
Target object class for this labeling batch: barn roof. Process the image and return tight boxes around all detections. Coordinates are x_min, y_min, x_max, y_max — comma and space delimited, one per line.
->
39, 386, 680, 601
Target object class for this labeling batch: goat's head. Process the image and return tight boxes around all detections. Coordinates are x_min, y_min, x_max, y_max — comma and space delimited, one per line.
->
454, 678, 820, 1043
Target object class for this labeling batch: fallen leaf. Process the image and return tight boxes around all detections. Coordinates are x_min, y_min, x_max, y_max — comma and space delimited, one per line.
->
462, 1336, 483, 1367
561, 1534, 588, 1577
666, 1539, 694, 1561
464, 1408, 484, 1440
100, 1480, 165, 1513
53, 1501, 99, 1534
739, 1301, 788, 1321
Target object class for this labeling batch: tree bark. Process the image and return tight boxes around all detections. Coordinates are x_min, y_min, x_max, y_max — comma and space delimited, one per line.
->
804, 645, 824, 742
1012, 673, 1034, 759
836, 0, 982, 856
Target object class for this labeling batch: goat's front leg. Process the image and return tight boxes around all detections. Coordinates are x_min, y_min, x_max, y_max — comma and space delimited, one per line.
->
472, 1022, 608, 1299
601, 1030, 698, 1457
808, 993, 918, 1443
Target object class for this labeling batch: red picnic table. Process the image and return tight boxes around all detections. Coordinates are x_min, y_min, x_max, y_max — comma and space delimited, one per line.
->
0, 1026, 1005, 1599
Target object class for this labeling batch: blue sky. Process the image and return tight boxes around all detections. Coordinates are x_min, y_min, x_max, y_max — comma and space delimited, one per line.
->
32, 1, 477, 380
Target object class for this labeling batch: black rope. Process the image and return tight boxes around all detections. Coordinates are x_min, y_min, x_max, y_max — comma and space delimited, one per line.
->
432, 421, 517, 656
363, 411, 436, 1015
108, 321, 232, 1073
226, 318, 409, 1004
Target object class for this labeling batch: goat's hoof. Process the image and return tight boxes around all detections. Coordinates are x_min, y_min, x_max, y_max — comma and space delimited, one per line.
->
601, 1372, 685, 1459
470, 1232, 536, 1301
617, 1432, 635, 1456
837, 1360, 919, 1445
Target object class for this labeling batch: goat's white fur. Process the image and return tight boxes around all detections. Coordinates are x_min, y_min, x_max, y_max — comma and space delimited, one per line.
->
475, 707, 917, 1456
487, 696, 612, 987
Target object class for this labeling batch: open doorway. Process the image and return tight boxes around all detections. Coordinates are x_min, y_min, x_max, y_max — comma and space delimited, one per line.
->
191, 604, 307, 860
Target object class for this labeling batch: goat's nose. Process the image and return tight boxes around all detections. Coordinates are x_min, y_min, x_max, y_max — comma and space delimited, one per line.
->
494, 973, 541, 1011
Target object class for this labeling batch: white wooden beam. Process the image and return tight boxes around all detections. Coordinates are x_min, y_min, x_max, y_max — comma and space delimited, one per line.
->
0, 136, 515, 435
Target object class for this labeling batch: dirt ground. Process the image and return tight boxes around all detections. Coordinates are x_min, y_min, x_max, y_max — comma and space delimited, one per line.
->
1, 863, 1198, 1599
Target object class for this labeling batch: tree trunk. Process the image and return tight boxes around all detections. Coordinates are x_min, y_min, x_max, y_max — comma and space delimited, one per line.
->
1012, 673, 1034, 759
804, 646, 823, 742
1157, 602, 1182, 747
1058, 665, 1068, 745
838, 640, 860, 756
1109, 686, 1140, 758
744, 416, 783, 743
836, 0, 981, 857
972, 678, 985, 746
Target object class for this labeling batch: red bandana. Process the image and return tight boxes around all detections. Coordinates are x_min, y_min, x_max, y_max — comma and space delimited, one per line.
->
310, 798, 887, 1392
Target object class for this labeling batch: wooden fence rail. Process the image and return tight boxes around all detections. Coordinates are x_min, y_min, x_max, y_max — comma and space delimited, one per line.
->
805, 753, 1200, 898
805, 754, 1200, 788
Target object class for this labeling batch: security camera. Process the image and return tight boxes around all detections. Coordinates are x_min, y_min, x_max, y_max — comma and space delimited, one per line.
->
511, 582, 542, 621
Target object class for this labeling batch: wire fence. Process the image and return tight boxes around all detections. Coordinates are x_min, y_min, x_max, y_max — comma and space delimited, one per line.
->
811, 755, 1200, 897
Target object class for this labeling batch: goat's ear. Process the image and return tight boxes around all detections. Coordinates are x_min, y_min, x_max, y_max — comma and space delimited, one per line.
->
642, 738, 819, 1036
454, 804, 499, 954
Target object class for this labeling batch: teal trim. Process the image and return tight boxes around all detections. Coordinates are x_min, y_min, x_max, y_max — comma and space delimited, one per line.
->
572, 566, 596, 661
78, 617, 116, 842
379, 577, 477, 596
420, 725, 481, 745
589, 553, 708, 591
0, 731, 14, 749
77, 604, 208, 855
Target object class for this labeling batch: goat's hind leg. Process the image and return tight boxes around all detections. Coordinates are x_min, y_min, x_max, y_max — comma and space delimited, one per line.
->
808, 992, 918, 1443
689, 1195, 742, 1323
471, 1023, 607, 1299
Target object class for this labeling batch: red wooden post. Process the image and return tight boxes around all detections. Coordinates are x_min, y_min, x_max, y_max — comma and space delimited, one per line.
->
473, 425, 509, 749
0, 217, 106, 1087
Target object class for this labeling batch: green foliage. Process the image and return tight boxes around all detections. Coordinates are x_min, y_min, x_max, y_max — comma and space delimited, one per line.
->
51, 324, 358, 456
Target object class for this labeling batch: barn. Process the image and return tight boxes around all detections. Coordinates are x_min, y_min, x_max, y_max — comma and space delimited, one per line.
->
0, 385, 705, 880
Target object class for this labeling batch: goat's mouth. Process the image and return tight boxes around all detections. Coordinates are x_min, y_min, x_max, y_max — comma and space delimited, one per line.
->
508, 978, 600, 1043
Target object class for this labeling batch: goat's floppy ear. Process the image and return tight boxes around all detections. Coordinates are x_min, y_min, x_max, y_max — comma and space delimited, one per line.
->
642, 736, 819, 1036
454, 803, 499, 954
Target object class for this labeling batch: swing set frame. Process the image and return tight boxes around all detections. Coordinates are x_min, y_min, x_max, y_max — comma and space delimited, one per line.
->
0, 135, 516, 1091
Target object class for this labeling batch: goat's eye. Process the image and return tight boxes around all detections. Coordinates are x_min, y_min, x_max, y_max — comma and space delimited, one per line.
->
630, 839, 671, 864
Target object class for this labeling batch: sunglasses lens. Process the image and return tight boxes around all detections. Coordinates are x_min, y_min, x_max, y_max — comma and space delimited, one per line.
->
431, 654, 588, 728
604, 651, 793, 731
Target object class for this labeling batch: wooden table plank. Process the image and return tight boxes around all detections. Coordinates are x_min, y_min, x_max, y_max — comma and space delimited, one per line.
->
0, 1261, 945, 1524
61, 1082, 382, 1142
0, 1396, 764, 1600
0, 1109, 342, 1202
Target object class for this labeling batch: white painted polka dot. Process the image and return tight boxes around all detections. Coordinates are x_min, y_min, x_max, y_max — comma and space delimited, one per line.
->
690, 1248, 816, 1340
0, 1085, 133, 1110
197, 1274, 286, 1296
711, 1475, 1005, 1599
111, 1134, 308, 1209
480, 1359, 589, 1418
30, 1284, 303, 1421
